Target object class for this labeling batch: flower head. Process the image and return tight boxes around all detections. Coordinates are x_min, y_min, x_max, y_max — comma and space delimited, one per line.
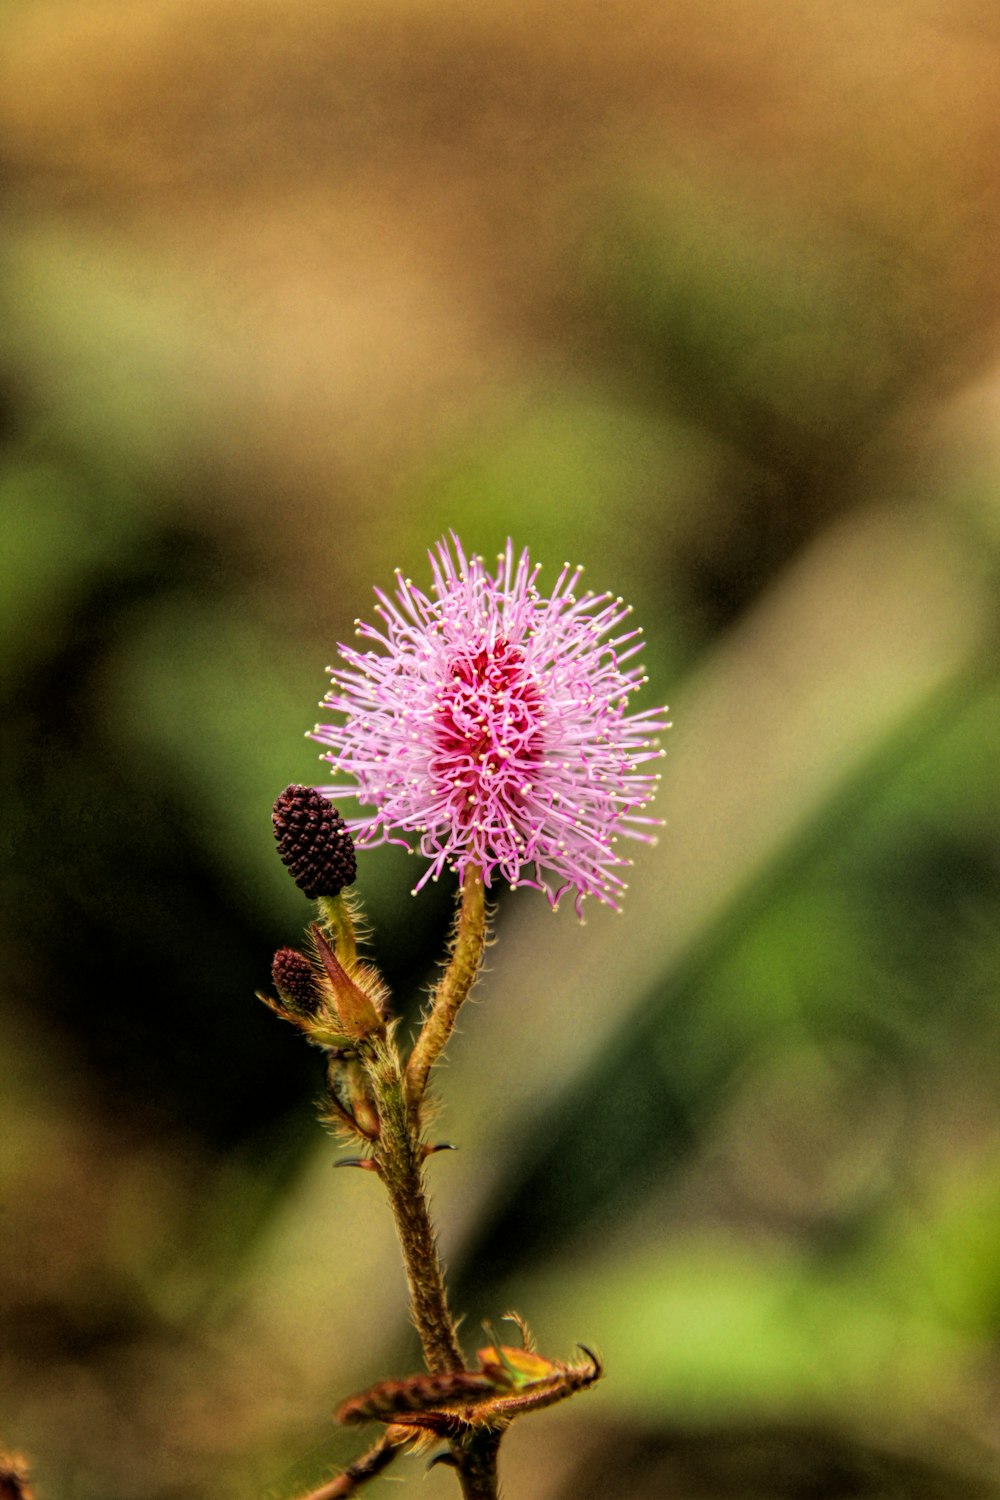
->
312, 536, 668, 914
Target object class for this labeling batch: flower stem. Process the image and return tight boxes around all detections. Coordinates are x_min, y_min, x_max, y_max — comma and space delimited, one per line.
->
405, 868, 486, 1120
361, 1031, 465, 1375
317, 893, 358, 970
351, 870, 501, 1498
450, 1430, 503, 1500
293, 1434, 402, 1498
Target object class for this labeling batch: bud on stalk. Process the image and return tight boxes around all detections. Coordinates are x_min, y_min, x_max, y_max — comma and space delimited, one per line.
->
273, 784, 357, 899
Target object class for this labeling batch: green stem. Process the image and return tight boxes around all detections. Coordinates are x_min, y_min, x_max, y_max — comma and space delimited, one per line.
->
293, 1434, 401, 1498
450, 1430, 503, 1500
361, 1032, 465, 1375
351, 870, 500, 1498
317, 893, 358, 971
405, 869, 486, 1121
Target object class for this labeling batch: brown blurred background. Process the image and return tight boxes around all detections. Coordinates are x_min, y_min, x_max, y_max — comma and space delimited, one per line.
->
3, 1, 1000, 1496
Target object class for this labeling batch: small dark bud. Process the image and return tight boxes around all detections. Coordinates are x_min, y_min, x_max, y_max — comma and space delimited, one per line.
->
271, 947, 322, 1016
272, 784, 357, 898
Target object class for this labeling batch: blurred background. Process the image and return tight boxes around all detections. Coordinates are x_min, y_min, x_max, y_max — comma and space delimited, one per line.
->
2, 1, 1000, 1496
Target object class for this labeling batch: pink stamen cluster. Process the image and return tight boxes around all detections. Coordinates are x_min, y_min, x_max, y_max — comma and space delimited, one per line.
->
312, 536, 668, 914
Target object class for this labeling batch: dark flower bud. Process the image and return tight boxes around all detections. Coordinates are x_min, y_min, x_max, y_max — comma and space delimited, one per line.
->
271, 947, 322, 1016
272, 784, 357, 899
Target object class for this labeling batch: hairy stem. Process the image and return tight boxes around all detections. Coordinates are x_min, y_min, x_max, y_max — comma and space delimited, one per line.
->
317, 892, 358, 971
451, 1429, 503, 1500
351, 871, 500, 1497
405, 868, 486, 1120
361, 1032, 465, 1375
293, 1433, 403, 1499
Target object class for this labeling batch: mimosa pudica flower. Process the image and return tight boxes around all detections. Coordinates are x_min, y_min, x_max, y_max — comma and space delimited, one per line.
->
312, 536, 668, 915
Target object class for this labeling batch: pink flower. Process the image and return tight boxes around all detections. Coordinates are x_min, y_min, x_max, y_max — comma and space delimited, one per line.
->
312, 536, 668, 914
